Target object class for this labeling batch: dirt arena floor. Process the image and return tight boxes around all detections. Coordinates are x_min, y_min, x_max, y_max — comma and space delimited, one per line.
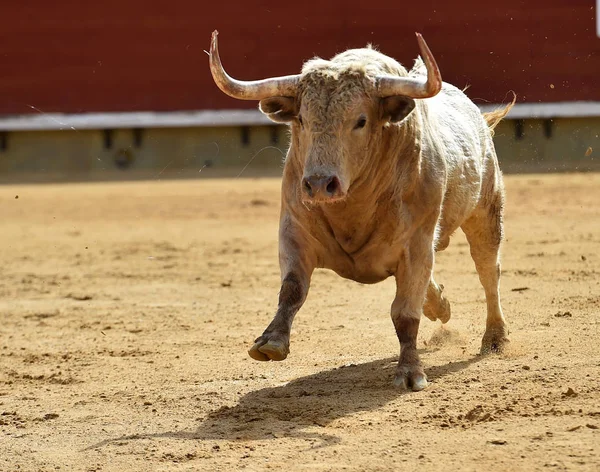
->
1, 173, 599, 471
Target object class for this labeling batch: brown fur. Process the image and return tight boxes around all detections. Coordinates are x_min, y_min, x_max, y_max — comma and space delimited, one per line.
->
241, 44, 510, 390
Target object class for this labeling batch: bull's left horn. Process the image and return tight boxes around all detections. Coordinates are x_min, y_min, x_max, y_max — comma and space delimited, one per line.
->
209, 30, 300, 100
376, 33, 442, 99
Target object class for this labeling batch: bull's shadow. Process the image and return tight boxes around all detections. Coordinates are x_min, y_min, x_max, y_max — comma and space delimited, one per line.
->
86, 353, 482, 450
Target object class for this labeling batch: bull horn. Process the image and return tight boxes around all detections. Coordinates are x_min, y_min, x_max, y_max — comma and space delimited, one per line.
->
209, 30, 300, 100
376, 33, 442, 99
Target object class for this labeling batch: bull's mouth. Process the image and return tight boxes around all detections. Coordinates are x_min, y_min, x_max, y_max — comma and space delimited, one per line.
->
301, 193, 348, 205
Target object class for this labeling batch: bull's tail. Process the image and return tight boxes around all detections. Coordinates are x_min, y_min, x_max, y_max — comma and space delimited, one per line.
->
483, 92, 516, 136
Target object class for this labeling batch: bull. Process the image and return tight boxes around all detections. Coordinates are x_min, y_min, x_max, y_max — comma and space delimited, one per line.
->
209, 30, 512, 390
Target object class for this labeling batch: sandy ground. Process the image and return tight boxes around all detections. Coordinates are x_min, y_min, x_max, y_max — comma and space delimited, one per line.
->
0, 173, 599, 471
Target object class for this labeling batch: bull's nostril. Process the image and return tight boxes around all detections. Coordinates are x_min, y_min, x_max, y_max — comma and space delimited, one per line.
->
326, 178, 338, 195
303, 175, 342, 199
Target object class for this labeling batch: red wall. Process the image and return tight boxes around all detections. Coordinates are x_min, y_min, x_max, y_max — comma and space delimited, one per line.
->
0, 1, 598, 115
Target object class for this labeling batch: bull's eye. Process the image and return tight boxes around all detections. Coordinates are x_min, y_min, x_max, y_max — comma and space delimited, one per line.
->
354, 116, 367, 130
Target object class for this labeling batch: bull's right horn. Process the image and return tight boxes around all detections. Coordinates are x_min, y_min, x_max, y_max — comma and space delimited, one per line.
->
209, 30, 300, 100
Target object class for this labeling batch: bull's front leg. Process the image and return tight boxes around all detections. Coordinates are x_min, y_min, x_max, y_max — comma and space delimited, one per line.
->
391, 232, 435, 391
248, 232, 314, 362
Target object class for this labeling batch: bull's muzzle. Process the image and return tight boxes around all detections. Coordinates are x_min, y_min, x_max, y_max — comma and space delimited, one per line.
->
302, 174, 344, 202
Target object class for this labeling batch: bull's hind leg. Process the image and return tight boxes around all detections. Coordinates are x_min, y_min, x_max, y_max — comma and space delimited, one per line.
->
461, 184, 509, 354
423, 233, 452, 323
423, 277, 451, 323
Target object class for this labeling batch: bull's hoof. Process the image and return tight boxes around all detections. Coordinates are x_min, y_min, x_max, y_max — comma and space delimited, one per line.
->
480, 326, 509, 355
248, 338, 289, 362
393, 364, 428, 391
437, 296, 451, 324
423, 296, 451, 324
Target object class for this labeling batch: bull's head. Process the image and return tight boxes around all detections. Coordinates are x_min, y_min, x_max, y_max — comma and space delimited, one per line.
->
209, 31, 441, 204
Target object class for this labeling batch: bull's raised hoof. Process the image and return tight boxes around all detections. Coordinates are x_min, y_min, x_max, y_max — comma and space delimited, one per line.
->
423, 281, 452, 324
480, 326, 509, 355
437, 297, 451, 324
393, 365, 428, 391
248, 337, 289, 362
423, 296, 451, 324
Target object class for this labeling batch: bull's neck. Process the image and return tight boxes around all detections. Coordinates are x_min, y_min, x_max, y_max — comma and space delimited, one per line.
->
320, 164, 394, 243
317, 194, 388, 256
318, 119, 422, 253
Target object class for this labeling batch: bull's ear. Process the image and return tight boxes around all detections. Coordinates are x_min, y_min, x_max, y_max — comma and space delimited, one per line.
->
380, 96, 416, 124
259, 97, 297, 124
